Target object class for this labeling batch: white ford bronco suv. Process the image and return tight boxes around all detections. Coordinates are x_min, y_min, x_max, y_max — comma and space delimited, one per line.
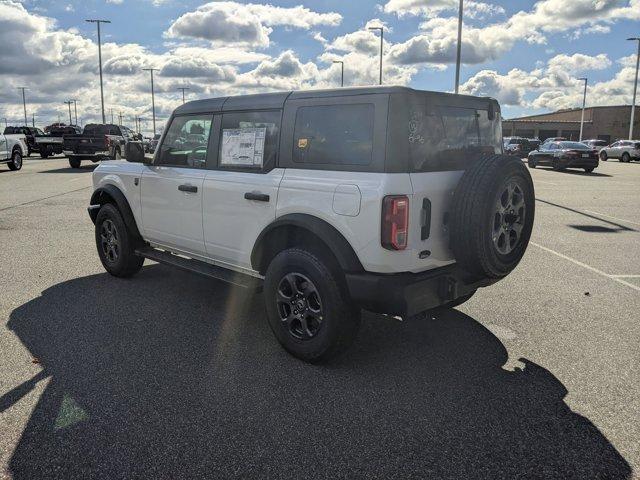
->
89, 87, 534, 362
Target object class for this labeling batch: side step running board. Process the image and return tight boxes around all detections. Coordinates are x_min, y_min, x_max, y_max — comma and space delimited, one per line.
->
135, 246, 263, 292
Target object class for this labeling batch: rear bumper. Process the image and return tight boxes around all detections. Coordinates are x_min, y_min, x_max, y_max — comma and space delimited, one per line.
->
346, 265, 496, 318
65, 150, 110, 158
561, 157, 599, 168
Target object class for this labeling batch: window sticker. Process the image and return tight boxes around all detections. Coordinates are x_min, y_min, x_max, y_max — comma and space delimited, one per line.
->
220, 127, 266, 167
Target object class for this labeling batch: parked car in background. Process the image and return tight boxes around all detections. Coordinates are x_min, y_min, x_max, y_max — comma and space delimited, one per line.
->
599, 140, 640, 162
582, 139, 609, 152
88, 86, 535, 362
503, 137, 538, 157
63, 124, 136, 168
35, 124, 82, 158
44, 122, 66, 134
528, 141, 598, 172
148, 133, 161, 154
3, 126, 44, 156
0, 130, 28, 171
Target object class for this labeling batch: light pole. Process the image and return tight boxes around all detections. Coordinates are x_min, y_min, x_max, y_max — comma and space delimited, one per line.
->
368, 26, 383, 85
332, 60, 344, 87
32, 113, 35, 127
628, 37, 640, 140
64, 101, 73, 125
454, 0, 464, 94
3, 118, 7, 128
86, 19, 111, 124
177, 86, 190, 104
118, 111, 123, 126
110, 108, 114, 124
70, 99, 78, 125
18, 87, 27, 126
578, 77, 588, 141
142, 68, 158, 136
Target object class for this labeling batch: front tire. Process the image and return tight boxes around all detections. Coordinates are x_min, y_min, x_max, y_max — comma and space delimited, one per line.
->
7, 150, 22, 171
69, 158, 81, 168
95, 204, 144, 278
599, 151, 608, 161
264, 248, 360, 363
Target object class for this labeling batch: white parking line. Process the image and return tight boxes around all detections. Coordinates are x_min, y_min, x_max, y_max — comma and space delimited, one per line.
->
583, 210, 640, 227
533, 180, 557, 185
610, 275, 640, 278
530, 241, 640, 292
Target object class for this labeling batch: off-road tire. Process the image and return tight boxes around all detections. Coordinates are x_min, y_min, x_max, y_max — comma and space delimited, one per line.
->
599, 151, 608, 161
264, 248, 360, 363
7, 149, 22, 171
450, 154, 535, 280
95, 203, 144, 278
621, 152, 631, 163
69, 158, 81, 168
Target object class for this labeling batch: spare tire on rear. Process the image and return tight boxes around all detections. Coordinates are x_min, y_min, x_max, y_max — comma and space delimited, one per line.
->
450, 154, 535, 279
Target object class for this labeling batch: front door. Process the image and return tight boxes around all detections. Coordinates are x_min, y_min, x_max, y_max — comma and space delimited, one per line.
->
140, 114, 213, 256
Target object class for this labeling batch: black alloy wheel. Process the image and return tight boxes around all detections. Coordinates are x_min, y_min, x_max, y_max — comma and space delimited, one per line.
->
100, 219, 120, 265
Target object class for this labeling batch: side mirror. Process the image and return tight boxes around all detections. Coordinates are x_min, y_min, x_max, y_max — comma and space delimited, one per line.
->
125, 141, 147, 163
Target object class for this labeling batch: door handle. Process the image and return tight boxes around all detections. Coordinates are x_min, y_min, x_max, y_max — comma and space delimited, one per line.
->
178, 184, 198, 193
244, 192, 270, 202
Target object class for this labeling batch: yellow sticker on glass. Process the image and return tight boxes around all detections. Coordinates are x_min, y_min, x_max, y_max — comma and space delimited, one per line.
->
298, 138, 308, 149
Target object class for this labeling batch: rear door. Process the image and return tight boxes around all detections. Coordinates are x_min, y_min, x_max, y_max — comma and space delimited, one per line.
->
140, 114, 212, 256
202, 110, 284, 270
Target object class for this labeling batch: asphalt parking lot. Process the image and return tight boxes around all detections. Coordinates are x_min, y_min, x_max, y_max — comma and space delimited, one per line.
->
1, 156, 639, 479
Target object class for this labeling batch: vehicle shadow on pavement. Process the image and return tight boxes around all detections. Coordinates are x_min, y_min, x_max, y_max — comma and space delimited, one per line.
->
6, 265, 632, 480
39, 165, 97, 174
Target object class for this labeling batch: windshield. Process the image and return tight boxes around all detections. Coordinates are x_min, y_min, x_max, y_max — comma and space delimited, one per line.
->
559, 142, 590, 150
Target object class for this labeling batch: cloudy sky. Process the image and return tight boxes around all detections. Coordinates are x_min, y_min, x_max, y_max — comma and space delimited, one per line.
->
1, 0, 639, 134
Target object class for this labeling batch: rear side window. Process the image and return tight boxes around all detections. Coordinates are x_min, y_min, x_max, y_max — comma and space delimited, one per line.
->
219, 110, 280, 169
406, 105, 502, 172
293, 104, 374, 166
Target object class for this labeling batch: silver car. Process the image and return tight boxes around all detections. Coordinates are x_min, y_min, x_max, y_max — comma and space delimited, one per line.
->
599, 140, 640, 162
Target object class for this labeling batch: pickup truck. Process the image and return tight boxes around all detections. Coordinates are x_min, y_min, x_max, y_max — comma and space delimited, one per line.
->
63, 124, 136, 168
0, 132, 28, 171
3, 126, 44, 156
36, 124, 82, 158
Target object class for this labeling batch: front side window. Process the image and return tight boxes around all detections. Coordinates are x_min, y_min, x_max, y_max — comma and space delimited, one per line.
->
293, 104, 374, 166
156, 115, 212, 168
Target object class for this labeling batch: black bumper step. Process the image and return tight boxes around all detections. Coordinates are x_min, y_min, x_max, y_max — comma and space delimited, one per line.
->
135, 246, 263, 292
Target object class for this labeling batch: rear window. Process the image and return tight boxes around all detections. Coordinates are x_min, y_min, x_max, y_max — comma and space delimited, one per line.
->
559, 142, 589, 150
293, 104, 374, 166
405, 105, 502, 172
83, 124, 120, 135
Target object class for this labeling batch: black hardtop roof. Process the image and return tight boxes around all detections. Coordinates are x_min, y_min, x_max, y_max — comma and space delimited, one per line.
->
173, 86, 498, 115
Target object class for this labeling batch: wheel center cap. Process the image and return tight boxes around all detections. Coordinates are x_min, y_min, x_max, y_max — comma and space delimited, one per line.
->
294, 299, 306, 311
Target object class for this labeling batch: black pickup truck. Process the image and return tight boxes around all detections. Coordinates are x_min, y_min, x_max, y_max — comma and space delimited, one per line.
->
63, 123, 136, 168
36, 124, 82, 158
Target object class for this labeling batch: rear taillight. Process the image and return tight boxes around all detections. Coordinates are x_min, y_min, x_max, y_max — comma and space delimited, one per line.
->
382, 195, 409, 251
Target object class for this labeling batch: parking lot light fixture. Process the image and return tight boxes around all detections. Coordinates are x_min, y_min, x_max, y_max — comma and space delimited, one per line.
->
578, 78, 588, 141
454, 0, 464, 94
368, 26, 383, 85
64, 101, 73, 125
18, 87, 27, 126
332, 60, 344, 87
70, 99, 78, 126
628, 37, 640, 140
85, 19, 110, 125
177, 86, 190, 104
142, 68, 158, 136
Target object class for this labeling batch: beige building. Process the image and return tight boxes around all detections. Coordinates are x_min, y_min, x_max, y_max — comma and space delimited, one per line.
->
502, 105, 639, 143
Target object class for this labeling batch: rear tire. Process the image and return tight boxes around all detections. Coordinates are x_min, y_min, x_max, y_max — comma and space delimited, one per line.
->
95, 204, 144, 278
599, 151, 608, 161
450, 154, 535, 280
40, 150, 49, 159
621, 153, 631, 163
69, 158, 81, 168
264, 248, 360, 363
7, 150, 22, 171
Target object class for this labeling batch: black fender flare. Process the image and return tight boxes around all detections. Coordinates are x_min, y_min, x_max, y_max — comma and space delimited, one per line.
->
89, 184, 142, 240
251, 213, 364, 273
